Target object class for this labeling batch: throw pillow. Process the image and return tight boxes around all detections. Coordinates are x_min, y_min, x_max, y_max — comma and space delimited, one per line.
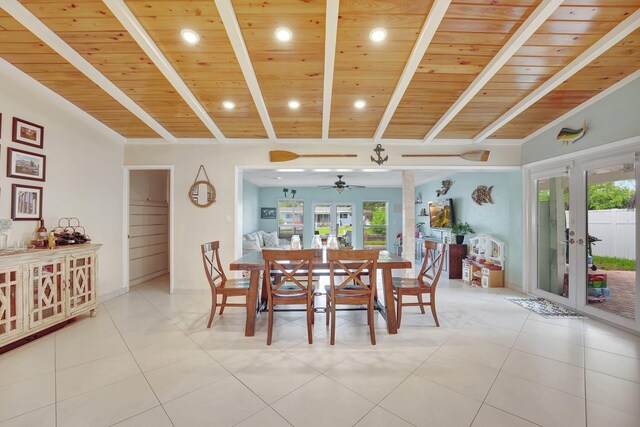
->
262, 231, 279, 248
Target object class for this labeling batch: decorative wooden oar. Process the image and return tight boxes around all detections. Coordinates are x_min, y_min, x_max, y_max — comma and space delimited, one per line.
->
402, 150, 490, 162
270, 150, 357, 163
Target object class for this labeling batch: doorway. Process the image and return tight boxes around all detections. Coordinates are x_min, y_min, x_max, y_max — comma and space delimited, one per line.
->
527, 149, 639, 331
125, 167, 173, 293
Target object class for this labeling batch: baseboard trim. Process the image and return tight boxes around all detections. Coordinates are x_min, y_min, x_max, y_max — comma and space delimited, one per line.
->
129, 269, 168, 287
99, 287, 129, 302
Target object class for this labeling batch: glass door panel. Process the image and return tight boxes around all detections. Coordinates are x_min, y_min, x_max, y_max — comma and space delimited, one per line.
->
313, 203, 332, 238
336, 204, 353, 247
585, 163, 636, 320
536, 175, 571, 298
363, 201, 388, 250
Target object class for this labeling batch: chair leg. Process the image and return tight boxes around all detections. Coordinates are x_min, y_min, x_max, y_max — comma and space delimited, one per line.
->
417, 293, 426, 314
368, 300, 376, 345
430, 293, 440, 327
396, 290, 403, 329
306, 305, 313, 345
325, 296, 330, 326
330, 302, 336, 346
207, 292, 217, 328
219, 295, 228, 315
267, 302, 274, 345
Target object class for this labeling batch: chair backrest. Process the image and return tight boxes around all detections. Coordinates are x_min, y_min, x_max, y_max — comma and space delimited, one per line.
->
201, 241, 227, 293
262, 249, 315, 298
417, 241, 447, 289
327, 249, 379, 295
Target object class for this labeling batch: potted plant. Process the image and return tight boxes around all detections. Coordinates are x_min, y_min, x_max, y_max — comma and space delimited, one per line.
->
451, 221, 474, 244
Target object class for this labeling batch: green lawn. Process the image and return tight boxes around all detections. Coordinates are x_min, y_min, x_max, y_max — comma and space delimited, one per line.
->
593, 256, 636, 271
316, 226, 351, 235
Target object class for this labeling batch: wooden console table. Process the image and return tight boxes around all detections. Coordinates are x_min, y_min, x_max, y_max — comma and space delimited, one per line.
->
0, 244, 101, 348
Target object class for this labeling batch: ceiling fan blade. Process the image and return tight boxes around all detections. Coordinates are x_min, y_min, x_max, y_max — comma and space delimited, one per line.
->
347, 185, 366, 188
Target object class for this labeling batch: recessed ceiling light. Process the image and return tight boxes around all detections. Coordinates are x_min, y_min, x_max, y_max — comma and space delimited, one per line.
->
275, 27, 293, 42
288, 99, 301, 109
313, 169, 331, 172
222, 100, 235, 110
336, 169, 354, 172
180, 29, 200, 44
369, 27, 387, 42
362, 169, 390, 173
354, 99, 367, 109
276, 169, 305, 172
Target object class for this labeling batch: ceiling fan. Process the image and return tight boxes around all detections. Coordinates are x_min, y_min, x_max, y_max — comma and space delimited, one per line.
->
318, 175, 365, 194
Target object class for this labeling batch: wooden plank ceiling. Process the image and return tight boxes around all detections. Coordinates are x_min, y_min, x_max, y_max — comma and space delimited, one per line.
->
20, 0, 213, 138
0, 8, 157, 137
440, 0, 640, 139
329, 0, 435, 138
124, 0, 267, 138
0, 0, 639, 142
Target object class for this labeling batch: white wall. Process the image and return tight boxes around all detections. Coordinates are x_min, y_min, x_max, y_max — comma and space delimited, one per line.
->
130, 170, 168, 203
0, 67, 125, 297
124, 143, 521, 292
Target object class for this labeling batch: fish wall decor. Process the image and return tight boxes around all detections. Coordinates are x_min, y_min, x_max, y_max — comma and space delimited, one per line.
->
436, 180, 453, 197
471, 185, 494, 205
557, 120, 587, 145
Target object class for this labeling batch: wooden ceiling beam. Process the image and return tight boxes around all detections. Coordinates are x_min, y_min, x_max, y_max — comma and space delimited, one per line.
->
474, 8, 640, 144
372, 0, 451, 143
422, 0, 564, 144
0, 0, 177, 143
322, 0, 339, 141
215, 0, 276, 142
103, 0, 226, 143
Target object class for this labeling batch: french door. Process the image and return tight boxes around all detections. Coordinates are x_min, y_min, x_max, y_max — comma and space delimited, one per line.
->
528, 150, 639, 330
313, 202, 354, 246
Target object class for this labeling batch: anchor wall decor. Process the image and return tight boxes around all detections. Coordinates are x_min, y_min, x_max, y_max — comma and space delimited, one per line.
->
371, 144, 388, 165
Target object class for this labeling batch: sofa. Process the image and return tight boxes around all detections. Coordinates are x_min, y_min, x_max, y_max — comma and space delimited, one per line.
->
243, 230, 290, 255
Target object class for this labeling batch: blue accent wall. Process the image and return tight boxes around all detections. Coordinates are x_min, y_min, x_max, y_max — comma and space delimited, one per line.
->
523, 77, 640, 164
242, 179, 260, 235
254, 186, 403, 252
416, 171, 523, 287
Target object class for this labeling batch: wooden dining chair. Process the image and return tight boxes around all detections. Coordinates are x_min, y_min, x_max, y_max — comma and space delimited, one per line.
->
326, 249, 379, 345
201, 241, 251, 328
262, 249, 315, 345
393, 241, 447, 328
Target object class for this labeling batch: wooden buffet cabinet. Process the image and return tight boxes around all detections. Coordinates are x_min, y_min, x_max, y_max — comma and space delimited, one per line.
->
420, 238, 467, 279
0, 244, 101, 348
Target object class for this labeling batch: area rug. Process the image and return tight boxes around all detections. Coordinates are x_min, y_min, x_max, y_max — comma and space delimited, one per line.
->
505, 297, 583, 318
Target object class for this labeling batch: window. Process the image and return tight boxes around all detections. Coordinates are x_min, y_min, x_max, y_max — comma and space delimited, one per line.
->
278, 200, 304, 244
362, 201, 387, 250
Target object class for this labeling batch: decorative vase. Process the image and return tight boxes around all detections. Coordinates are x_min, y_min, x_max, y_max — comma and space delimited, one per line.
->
455, 235, 464, 244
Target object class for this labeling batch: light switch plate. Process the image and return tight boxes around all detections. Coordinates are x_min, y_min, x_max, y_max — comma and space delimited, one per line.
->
225, 215, 232, 223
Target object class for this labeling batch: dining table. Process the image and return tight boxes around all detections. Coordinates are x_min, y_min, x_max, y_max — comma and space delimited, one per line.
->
229, 249, 412, 337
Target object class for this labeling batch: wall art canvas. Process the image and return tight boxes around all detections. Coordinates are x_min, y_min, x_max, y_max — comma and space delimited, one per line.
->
261, 207, 276, 219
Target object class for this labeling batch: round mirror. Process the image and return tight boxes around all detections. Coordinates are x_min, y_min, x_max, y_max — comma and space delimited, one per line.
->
189, 180, 216, 207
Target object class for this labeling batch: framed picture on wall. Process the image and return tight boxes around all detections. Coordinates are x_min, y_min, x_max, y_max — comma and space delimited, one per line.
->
11, 184, 43, 221
7, 148, 46, 182
12, 117, 44, 149
261, 207, 276, 219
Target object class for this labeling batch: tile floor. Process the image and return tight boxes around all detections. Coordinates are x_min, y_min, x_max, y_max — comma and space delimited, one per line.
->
1, 274, 639, 427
